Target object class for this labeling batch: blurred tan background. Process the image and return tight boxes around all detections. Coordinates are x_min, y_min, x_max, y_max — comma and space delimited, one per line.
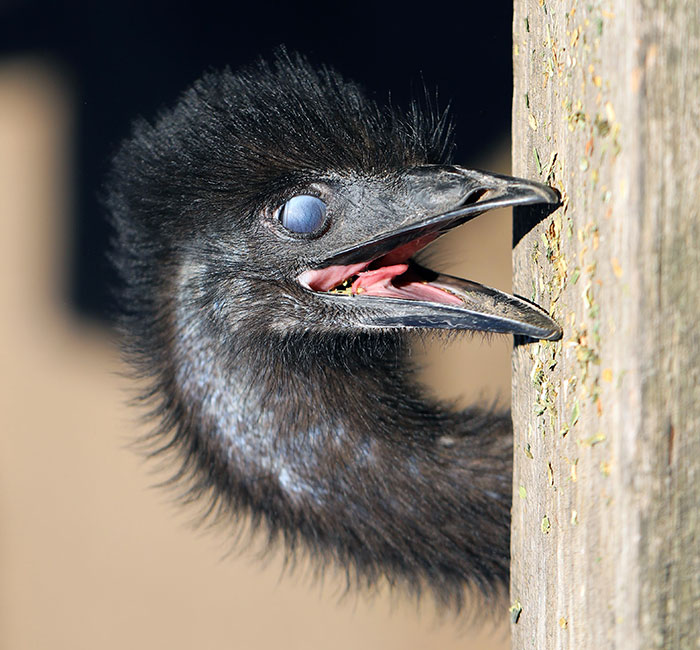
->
0, 60, 513, 650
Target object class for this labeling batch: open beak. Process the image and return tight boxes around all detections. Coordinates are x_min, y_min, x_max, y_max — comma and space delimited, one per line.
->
299, 166, 562, 341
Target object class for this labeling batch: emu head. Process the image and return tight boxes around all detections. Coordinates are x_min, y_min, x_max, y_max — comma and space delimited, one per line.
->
110, 54, 560, 347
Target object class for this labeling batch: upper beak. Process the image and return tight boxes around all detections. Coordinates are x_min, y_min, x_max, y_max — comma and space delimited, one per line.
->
325, 166, 559, 266
313, 166, 562, 341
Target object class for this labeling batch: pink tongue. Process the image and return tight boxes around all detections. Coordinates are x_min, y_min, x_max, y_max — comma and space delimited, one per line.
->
298, 262, 368, 292
351, 264, 408, 294
350, 264, 463, 305
298, 234, 439, 293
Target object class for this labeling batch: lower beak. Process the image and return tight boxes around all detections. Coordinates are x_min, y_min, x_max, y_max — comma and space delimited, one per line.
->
363, 269, 562, 340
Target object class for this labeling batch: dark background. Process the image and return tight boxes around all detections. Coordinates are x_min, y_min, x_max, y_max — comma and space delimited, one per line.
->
0, 0, 513, 319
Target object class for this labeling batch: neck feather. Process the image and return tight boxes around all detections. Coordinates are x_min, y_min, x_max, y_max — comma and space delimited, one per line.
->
160, 300, 512, 606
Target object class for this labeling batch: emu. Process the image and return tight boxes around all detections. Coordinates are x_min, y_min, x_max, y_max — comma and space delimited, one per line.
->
108, 52, 560, 609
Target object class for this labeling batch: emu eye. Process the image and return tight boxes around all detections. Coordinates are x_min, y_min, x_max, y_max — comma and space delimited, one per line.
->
278, 195, 327, 234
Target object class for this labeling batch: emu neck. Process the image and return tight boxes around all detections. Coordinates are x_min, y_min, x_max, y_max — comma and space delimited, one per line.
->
171, 294, 512, 601
182, 326, 435, 474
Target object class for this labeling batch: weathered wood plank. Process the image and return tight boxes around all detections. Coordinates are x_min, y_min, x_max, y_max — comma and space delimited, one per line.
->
511, 1, 700, 647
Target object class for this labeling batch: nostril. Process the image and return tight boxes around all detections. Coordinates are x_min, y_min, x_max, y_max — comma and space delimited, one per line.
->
462, 188, 490, 205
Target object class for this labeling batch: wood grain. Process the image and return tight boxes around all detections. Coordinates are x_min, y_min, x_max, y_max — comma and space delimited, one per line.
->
510, 1, 700, 647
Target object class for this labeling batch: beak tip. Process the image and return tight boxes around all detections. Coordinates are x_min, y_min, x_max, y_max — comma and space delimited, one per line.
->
525, 182, 560, 207
544, 185, 561, 205
543, 325, 563, 341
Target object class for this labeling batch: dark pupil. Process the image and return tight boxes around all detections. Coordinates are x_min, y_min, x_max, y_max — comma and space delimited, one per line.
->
279, 195, 327, 233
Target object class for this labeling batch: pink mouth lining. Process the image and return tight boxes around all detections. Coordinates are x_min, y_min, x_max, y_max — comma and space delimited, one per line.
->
297, 234, 463, 306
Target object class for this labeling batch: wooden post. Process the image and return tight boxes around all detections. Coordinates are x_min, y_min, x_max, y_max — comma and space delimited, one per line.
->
510, 1, 700, 647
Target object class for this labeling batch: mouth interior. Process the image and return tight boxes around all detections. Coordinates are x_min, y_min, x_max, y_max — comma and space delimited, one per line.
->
296, 188, 506, 306
297, 233, 463, 306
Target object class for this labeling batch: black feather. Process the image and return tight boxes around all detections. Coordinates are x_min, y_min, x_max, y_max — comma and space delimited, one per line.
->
107, 50, 511, 610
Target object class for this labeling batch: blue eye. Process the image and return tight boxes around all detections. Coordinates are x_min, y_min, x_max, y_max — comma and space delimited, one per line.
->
278, 195, 327, 234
